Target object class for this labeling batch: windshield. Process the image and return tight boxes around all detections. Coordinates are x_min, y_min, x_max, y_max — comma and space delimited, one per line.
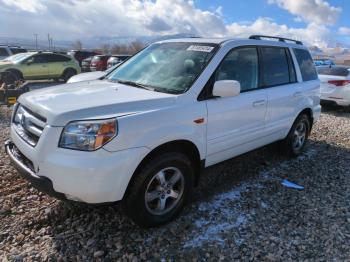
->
107, 42, 218, 94
3, 53, 33, 63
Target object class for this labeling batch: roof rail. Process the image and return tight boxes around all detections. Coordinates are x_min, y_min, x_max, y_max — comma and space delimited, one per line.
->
249, 35, 303, 45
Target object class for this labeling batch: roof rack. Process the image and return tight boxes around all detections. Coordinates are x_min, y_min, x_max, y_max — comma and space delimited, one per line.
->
249, 35, 303, 45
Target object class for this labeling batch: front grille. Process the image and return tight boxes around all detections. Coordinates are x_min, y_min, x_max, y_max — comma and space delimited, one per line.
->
12, 105, 46, 147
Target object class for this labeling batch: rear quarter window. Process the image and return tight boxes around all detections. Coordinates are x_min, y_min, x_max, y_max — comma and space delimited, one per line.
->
293, 49, 318, 81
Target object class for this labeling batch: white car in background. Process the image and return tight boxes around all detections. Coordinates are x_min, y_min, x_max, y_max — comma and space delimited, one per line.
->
67, 64, 119, 83
317, 65, 350, 107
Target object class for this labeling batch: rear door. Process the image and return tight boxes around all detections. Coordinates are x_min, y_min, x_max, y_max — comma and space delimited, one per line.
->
45, 54, 71, 77
261, 46, 300, 136
206, 46, 268, 165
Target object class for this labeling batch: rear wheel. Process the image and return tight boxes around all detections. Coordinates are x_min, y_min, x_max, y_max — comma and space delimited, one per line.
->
123, 152, 194, 227
62, 69, 77, 82
281, 114, 310, 157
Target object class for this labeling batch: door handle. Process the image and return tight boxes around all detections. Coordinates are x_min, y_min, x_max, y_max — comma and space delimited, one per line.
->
293, 91, 302, 98
252, 100, 266, 107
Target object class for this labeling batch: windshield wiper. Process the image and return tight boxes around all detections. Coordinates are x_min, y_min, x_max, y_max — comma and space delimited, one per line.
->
114, 79, 154, 91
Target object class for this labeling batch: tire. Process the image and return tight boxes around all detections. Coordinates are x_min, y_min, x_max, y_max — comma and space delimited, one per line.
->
6, 69, 23, 81
62, 69, 77, 82
1, 71, 18, 85
281, 114, 311, 157
123, 152, 194, 227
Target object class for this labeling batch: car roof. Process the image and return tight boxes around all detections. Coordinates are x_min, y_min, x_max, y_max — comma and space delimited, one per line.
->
157, 37, 307, 49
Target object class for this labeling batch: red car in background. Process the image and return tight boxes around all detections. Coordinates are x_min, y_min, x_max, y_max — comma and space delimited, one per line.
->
90, 55, 111, 71
67, 50, 100, 67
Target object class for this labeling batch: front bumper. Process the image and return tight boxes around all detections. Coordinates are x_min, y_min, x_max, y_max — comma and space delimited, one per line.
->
6, 124, 150, 203
5, 140, 66, 200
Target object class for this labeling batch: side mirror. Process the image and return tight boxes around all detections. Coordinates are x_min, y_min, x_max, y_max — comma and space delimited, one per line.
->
212, 80, 241, 98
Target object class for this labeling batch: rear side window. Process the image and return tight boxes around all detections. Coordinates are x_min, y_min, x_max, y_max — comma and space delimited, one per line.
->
260, 47, 290, 87
0, 48, 9, 56
293, 49, 318, 81
215, 47, 259, 92
317, 67, 350, 77
46, 54, 71, 62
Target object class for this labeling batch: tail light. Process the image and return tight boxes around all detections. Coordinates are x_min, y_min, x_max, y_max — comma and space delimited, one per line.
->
328, 80, 350, 87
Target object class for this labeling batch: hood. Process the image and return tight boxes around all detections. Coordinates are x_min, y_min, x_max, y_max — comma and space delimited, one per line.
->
18, 80, 177, 126
67, 71, 106, 83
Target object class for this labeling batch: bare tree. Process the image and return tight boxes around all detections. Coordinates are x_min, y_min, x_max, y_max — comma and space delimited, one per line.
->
72, 40, 83, 50
99, 44, 111, 54
109, 41, 145, 55
129, 41, 144, 54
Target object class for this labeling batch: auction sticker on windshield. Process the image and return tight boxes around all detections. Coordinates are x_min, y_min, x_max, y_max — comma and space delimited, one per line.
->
187, 45, 214, 52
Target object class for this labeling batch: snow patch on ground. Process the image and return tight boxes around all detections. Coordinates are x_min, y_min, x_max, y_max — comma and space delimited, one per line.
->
183, 183, 258, 248
183, 148, 316, 248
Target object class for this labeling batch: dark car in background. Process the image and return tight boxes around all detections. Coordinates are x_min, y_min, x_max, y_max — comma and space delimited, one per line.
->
81, 56, 93, 72
90, 55, 110, 71
107, 55, 131, 68
67, 50, 99, 66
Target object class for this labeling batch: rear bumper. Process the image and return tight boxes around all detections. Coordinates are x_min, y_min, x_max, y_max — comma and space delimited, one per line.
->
4, 140, 66, 200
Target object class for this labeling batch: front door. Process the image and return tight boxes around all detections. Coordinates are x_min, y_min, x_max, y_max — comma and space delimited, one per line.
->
206, 47, 267, 166
22, 54, 49, 79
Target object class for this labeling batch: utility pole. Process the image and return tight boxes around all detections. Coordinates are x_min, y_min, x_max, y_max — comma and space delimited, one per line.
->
34, 34, 38, 51
47, 33, 51, 51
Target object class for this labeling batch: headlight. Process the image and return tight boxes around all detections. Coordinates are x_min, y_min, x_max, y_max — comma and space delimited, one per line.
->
59, 119, 117, 151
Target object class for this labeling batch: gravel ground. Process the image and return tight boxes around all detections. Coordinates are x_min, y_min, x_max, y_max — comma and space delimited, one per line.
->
1, 105, 350, 261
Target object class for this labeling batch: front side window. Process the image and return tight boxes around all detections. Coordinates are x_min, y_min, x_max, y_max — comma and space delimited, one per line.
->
215, 47, 259, 92
32, 54, 47, 64
108, 42, 217, 94
260, 47, 290, 87
293, 48, 318, 81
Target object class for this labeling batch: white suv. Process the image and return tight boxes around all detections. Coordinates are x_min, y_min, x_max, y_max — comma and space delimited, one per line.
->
5, 36, 320, 227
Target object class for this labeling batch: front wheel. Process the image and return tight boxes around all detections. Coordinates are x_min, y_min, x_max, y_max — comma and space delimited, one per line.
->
281, 114, 311, 157
123, 152, 194, 227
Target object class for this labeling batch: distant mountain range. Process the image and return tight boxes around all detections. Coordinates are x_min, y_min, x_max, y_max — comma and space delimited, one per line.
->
0, 33, 195, 51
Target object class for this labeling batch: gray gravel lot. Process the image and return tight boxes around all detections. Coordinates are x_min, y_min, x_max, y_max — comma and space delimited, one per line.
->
1, 105, 350, 261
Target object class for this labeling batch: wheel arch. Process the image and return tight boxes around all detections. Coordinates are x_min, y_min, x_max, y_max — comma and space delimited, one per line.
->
124, 139, 204, 200
62, 67, 77, 76
5, 68, 23, 79
297, 108, 313, 133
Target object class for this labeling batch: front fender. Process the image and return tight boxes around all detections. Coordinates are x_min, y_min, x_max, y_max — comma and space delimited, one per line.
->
103, 102, 207, 160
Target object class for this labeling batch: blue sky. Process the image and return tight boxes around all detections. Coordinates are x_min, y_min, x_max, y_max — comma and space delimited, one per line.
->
196, 0, 349, 45
0, 0, 349, 48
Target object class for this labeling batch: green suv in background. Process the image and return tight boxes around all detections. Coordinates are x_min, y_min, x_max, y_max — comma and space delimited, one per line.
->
0, 52, 81, 82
